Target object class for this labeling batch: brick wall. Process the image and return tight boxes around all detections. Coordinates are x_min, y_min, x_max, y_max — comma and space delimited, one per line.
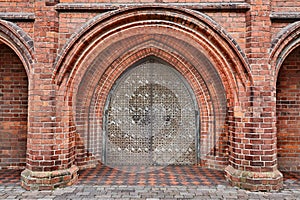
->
0, 0, 299, 192
59, 12, 98, 50
206, 12, 246, 51
0, 0, 33, 13
0, 43, 28, 169
276, 46, 300, 171
271, 0, 300, 12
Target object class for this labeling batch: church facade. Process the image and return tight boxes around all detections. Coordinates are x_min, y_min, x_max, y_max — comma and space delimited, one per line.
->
0, 0, 300, 191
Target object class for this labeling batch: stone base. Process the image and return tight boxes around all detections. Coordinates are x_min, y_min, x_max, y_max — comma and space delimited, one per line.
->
21, 165, 79, 190
225, 165, 283, 191
77, 159, 98, 170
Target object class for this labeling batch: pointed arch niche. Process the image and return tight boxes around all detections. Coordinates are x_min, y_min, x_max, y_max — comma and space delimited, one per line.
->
53, 6, 251, 170
271, 22, 300, 171
0, 20, 33, 169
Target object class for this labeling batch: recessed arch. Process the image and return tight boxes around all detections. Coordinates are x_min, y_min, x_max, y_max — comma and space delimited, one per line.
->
54, 6, 251, 169
0, 20, 32, 169
0, 37, 29, 169
102, 57, 200, 166
86, 47, 222, 164
270, 21, 300, 84
54, 6, 251, 89
276, 45, 300, 172
273, 22, 300, 171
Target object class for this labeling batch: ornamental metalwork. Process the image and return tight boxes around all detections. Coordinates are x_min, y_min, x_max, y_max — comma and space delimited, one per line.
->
104, 59, 199, 166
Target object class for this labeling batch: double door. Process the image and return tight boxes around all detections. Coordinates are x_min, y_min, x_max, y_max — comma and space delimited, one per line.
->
104, 60, 199, 166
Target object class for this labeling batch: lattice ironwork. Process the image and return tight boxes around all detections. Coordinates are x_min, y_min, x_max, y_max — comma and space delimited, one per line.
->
104, 60, 199, 166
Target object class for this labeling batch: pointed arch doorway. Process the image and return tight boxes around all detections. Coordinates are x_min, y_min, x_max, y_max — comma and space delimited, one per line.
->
103, 58, 200, 166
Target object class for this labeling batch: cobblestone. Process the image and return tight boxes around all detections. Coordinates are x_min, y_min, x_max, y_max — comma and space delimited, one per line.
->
0, 184, 299, 199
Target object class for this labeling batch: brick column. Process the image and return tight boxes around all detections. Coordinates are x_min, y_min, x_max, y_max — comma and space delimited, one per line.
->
21, 0, 78, 190
225, 0, 283, 191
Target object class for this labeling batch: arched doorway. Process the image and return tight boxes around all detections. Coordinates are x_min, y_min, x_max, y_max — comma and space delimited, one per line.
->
54, 7, 250, 171
0, 42, 28, 168
103, 58, 199, 166
276, 46, 300, 171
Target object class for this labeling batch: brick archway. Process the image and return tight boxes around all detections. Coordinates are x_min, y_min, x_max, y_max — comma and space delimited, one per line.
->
86, 45, 225, 168
276, 46, 300, 171
0, 42, 28, 169
271, 22, 300, 172
0, 20, 34, 76
270, 21, 300, 82
0, 21, 33, 169
53, 5, 251, 177
54, 6, 250, 88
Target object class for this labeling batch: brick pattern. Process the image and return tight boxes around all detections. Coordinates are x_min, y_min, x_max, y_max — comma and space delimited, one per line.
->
225, 0, 284, 191
276, 46, 300, 171
25, 1, 60, 173
0, 44, 28, 169
78, 164, 227, 186
271, 22, 291, 42
206, 12, 246, 51
58, 12, 98, 51
21, 1, 78, 191
15, 22, 34, 40
0, 0, 34, 13
271, 0, 300, 12
0, 0, 299, 192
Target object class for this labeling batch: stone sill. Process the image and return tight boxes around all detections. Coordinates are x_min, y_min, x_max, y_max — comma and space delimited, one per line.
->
0, 12, 35, 21
270, 12, 300, 22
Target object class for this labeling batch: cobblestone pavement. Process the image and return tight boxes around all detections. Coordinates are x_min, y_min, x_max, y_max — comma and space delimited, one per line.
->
0, 166, 300, 199
0, 183, 300, 200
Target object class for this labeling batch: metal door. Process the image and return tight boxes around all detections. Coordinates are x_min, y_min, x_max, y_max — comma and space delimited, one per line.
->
104, 60, 199, 166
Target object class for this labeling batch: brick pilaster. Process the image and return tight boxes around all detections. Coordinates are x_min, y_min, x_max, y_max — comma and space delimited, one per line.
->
21, 0, 78, 190
225, 0, 283, 191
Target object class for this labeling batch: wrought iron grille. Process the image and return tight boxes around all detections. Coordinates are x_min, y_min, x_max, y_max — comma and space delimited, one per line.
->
104, 60, 199, 166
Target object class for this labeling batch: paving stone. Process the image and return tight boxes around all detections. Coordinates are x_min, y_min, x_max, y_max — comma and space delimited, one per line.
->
0, 178, 300, 200
37, 198, 54, 200
6, 196, 18, 199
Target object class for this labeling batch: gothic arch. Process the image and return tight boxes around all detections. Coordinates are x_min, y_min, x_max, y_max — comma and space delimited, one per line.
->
0, 20, 32, 168
0, 20, 34, 76
270, 21, 300, 83
53, 6, 252, 168
54, 6, 251, 89
272, 22, 300, 171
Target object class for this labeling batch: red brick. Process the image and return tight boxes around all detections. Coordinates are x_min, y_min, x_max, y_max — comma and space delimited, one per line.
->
0, 0, 299, 192
0, 44, 28, 169
276, 46, 300, 171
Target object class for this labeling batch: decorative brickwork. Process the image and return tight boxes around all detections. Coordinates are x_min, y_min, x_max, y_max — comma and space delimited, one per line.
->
0, 0, 299, 191
53, 7, 250, 172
